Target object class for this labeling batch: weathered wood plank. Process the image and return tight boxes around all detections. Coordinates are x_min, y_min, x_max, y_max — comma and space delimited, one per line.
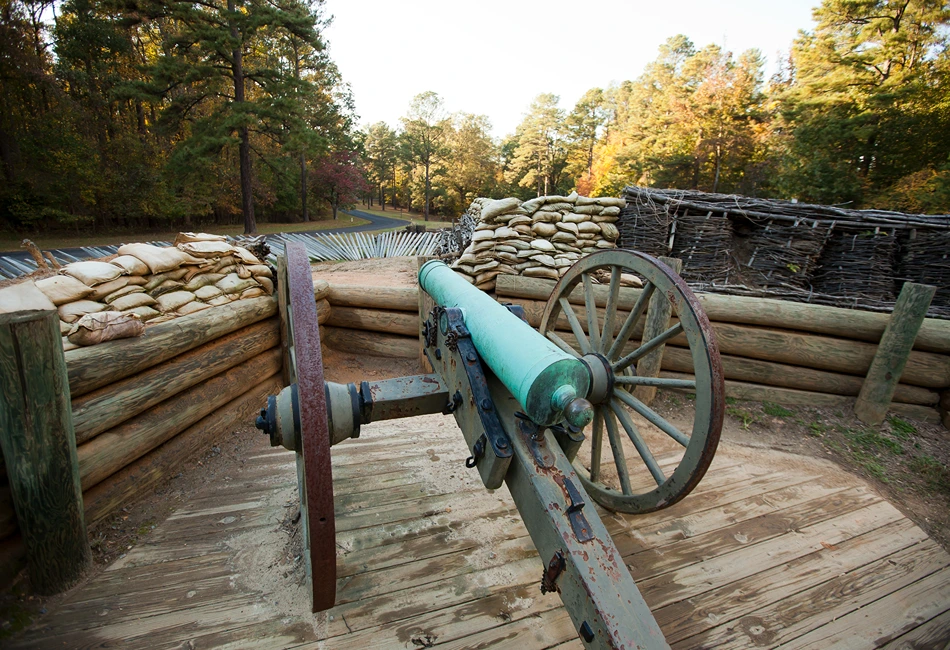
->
77, 348, 281, 491
72, 318, 279, 444
0, 308, 91, 594
879, 608, 950, 649
856, 282, 936, 424
326, 283, 418, 311
325, 305, 418, 337
494, 274, 950, 354
635, 256, 682, 404
65, 296, 277, 397
321, 325, 417, 358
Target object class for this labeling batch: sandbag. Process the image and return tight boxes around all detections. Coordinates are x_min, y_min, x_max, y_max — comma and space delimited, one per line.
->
524, 267, 560, 280
110, 255, 150, 276
208, 295, 235, 306
155, 290, 196, 313
216, 272, 259, 295
177, 240, 235, 258
257, 276, 274, 294
239, 287, 266, 299
0, 281, 57, 313
184, 273, 225, 292
58, 299, 107, 324
67, 311, 144, 346
116, 243, 205, 274
87, 276, 131, 301
246, 264, 272, 278
231, 246, 261, 265
480, 197, 523, 222
35, 275, 94, 306
194, 285, 223, 301
149, 279, 186, 297
176, 301, 212, 316
125, 305, 161, 321
61, 261, 124, 286
144, 268, 190, 291
104, 285, 144, 304
174, 232, 227, 245
111, 292, 158, 311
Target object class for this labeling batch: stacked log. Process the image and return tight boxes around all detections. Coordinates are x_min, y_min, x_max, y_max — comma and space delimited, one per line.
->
29, 233, 274, 351
449, 194, 624, 291
323, 282, 419, 359
0, 280, 332, 580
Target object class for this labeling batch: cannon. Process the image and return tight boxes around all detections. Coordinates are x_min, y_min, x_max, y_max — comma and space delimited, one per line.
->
256, 243, 725, 649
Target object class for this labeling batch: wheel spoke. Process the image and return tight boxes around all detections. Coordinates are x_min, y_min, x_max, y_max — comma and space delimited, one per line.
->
582, 273, 601, 353
614, 376, 696, 389
590, 406, 604, 482
546, 331, 581, 357
601, 266, 622, 353
559, 297, 591, 355
603, 409, 633, 495
610, 400, 666, 486
613, 321, 684, 373
614, 389, 690, 447
606, 282, 655, 361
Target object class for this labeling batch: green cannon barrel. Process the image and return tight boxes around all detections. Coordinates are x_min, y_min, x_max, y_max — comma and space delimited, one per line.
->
419, 260, 592, 427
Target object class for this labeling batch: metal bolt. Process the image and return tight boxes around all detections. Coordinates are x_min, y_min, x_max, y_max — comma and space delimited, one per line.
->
435, 348, 442, 360
466, 351, 477, 362
497, 438, 509, 450
481, 398, 492, 410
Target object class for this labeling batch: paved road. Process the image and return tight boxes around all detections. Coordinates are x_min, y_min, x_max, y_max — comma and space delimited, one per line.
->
0, 209, 411, 277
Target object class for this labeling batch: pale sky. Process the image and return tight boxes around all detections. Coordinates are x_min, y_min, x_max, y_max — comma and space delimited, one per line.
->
324, 0, 820, 138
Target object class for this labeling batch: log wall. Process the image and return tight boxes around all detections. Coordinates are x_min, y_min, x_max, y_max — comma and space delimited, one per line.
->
320, 269, 950, 427
0, 286, 333, 585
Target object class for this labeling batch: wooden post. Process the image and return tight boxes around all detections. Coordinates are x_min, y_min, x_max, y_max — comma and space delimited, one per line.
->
0, 309, 91, 594
634, 256, 682, 405
855, 282, 936, 425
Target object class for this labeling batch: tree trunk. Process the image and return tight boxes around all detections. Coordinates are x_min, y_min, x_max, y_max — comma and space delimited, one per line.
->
300, 152, 308, 222
229, 0, 256, 234
424, 159, 431, 221
391, 163, 397, 208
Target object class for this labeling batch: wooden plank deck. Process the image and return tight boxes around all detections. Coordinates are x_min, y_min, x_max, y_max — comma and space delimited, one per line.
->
10, 413, 950, 649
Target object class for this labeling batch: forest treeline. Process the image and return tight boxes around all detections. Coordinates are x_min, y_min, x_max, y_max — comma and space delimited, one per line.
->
368, 0, 950, 219
2, 0, 949, 237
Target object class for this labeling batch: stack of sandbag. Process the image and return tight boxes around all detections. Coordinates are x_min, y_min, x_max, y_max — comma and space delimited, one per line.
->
32, 232, 274, 349
450, 193, 624, 291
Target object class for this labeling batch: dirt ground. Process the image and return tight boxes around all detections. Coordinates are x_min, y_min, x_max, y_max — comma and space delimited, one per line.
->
2, 337, 949, 639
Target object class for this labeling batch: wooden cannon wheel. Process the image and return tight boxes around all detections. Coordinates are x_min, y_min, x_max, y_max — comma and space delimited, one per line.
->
276, 242, 337, 612
540, 249, 725, 514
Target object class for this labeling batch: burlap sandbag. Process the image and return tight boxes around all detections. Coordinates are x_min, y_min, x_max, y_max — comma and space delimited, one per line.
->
239, 287, 265, 299
117, 243, 205, 274
524, 267, 560, 280
216, 273, 259, 295
176, 301, 212, 316
208, 295, 235, 306
532, 223, 557, 237
195, 285, 223, 301
578, 221, 602, 234
58, 299, 107, 323
246, 264, 272, 278
257, 276, 274, 295
144, 268, 190, 291
177, 240, 234, 258
61, 261, 124, 286
174, 232, 227, 245
87, 276, 131, 301
184, 273, 225, 292
600, 223, 620, 240
155, 290, 196, 313
125, 305, 161, 321
149, 279, 186, 297
110, 255, 150, 276
67, 311, 144, 346
104, 285, 144, 304
36, 275, 94, 306
480, 197, 523, 222
111, 292, 157, 311
231, 247, 261, 265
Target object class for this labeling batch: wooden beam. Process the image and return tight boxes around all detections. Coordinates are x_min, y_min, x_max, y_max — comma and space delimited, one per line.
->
494, 274, 950, 354
71, 319, 280, 444
325, 306, 418, 337
321, 326, 417, 359
76, 348, 282, 491
82, 375, 283, 527
0, 309, 91, 594
855, 283, 936, 425
66, 296, 277, 398
635, 256, 681, 405
327, 284, 418, 312
505, 296, 950, 389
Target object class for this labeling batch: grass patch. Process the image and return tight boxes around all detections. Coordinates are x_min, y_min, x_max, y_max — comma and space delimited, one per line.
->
807, 421, 828, 437
763, 402, 795, 418
909, 455, 950, 494
844, 428, 904, 455
887, 416, 917, 440
726, 405, 756, 429
0, 216, 370, 253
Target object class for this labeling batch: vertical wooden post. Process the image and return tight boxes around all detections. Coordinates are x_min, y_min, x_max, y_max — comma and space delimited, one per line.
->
855, 282, 936, 425
417, 256, 435, 373
0, 309, 91, 594
635, 256, 682, 406
276, 254, 292, 385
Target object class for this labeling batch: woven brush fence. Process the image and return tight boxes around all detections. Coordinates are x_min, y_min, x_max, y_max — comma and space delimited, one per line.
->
620, 187, 950, 317
899, 229, 950, 309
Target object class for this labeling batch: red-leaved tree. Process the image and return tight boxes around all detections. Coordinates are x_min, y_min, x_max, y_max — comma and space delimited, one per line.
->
310, 151, 371, 219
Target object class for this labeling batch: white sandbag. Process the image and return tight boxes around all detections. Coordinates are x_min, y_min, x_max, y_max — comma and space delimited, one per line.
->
61, 261, 124, 286
58, 300, 107, 324
67, 311, 144, 346
530, 239, 556, 252
35, 275, 94, 306
155, 290, 196, 313
480, 197, 523, 222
